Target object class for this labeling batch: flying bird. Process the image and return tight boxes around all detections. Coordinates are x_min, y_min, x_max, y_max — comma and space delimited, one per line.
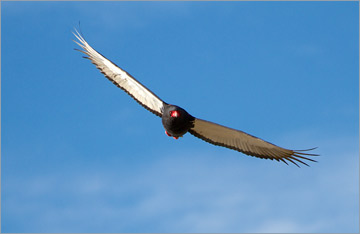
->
73, 30, 318, 167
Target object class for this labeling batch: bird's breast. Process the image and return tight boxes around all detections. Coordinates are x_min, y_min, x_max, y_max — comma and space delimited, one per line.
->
162, 115, 194, 137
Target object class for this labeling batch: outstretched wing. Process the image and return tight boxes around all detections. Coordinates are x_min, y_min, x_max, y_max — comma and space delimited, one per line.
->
73, 30, 165, 117
188, 118, 318, 167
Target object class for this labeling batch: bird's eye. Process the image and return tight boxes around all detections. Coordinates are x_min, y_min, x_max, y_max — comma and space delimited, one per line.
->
170, 111, 179, 117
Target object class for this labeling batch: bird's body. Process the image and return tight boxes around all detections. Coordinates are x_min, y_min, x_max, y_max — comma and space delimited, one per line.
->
162, 104, 195, 138
73, 30, 318, 167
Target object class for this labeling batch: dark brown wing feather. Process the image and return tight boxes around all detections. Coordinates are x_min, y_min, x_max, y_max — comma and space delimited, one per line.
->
189, 118, 318, 167
73, 30, 165, 117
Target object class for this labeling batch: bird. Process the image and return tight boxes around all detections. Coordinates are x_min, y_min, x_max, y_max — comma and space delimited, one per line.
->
73, 29, 318, 167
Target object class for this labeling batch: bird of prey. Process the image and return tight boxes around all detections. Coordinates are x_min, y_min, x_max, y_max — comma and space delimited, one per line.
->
73, 30, 318, 167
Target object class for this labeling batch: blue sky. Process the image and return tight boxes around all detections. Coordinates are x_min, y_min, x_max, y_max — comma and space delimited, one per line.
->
1, 1, 359, 233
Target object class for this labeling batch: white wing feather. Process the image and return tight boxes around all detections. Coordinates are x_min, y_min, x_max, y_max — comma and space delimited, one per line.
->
73, 30, 165, 117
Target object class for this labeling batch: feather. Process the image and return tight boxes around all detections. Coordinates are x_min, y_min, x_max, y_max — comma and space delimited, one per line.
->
189, 118, 318, 167
73, 29, 165, 117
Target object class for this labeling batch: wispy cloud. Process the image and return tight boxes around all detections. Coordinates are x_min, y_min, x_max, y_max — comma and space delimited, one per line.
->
3, 133, 358, 232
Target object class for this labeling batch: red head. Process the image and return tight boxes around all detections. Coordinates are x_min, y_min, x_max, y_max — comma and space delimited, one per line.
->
170, 110, 180, 118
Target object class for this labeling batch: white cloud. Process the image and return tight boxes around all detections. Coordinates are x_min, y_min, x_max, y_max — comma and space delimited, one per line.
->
3, 134, 359, 232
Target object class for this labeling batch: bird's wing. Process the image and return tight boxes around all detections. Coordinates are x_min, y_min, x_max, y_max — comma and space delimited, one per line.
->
188, 118, 318, 167
73, 30, 165, 117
